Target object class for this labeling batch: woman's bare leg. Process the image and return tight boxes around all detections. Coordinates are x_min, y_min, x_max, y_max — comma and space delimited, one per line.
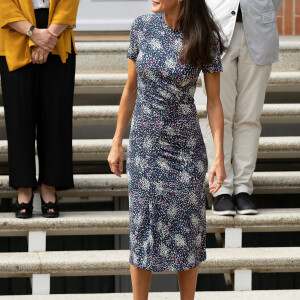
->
178, 265, 198, 300
130, 264, 152, 300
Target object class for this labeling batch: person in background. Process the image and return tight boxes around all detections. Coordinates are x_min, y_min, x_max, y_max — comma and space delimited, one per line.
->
203, 0, 283, 216
0, 0, 79, 218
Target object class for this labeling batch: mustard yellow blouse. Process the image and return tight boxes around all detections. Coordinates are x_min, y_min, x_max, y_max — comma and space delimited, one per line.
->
0, 0, 79, 71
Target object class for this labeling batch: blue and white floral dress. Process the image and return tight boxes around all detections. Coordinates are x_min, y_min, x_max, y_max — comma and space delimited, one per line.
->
127, 13, 222, 272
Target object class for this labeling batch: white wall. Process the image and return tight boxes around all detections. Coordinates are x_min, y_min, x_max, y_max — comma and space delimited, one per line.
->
76, 0, 153, 31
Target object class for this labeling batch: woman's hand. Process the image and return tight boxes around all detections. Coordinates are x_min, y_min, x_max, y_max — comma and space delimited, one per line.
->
209, 157, 226, 194
31, 47, 49, 64
108, 142, 125, 177
31, 28, 58, 52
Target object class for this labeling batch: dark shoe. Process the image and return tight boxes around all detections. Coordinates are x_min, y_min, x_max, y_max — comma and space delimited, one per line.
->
212, 194, 236, 216
234, 193, 258, 215
41, 193, 60, 218
15, 194, 34, 219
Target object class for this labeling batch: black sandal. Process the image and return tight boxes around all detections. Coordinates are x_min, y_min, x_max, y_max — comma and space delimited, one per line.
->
15, 194, 34, 219
41, 193, 60, 218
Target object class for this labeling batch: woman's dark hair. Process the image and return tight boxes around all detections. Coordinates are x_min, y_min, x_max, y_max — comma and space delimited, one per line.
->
178, 0, 227, 67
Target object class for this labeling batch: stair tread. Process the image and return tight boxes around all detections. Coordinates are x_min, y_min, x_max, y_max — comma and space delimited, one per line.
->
0, 137, 298, 157
74, 72, 300, 86
74, 33, 130, 42
0, 104, 300, 127
1, 247, 300, 277
2, 290, 300, 300
0, 172, 298, 197
74, 35, 300, 50
0, 208, 300, 236
72, 104, 300, 122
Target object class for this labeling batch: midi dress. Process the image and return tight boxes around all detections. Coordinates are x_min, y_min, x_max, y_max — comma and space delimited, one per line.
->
127, 13, 222, 272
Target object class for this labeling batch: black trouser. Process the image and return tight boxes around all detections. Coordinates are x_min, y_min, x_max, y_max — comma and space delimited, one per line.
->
0, 9, 75, 190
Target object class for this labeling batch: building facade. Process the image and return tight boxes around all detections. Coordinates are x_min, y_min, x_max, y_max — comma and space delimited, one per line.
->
76, 0, 300, 35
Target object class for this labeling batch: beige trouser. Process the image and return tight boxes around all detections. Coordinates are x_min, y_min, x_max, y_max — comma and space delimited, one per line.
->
203, 22, 272, 197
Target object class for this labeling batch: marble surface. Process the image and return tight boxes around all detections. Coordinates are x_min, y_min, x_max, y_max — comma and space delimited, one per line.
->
2, 290, 300, 300
1, 247, 300, 277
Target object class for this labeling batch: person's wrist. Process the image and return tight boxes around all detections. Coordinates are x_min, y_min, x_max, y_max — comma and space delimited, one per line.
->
30, 28, 39, 40
214, 153, 224, 161
112, 138, 122, 147
47, 27, 59, 38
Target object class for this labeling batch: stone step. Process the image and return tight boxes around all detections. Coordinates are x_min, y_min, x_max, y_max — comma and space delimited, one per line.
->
0, 136, 298, 162
2, 290, 300, 300
0, 104, 299, 127
71, 104, 300, 125
74, 33, 130, 42
71, 136, 299, 160
0, 72, 299, 95
74, 37, 300, 73
258, 103, 300, 123
274, 36, 300, 72
71, 137, 300, 160
0, 172, 298, 197
74, 72, 300, 89
1, 247, 300, 277
0, 208, 299, 237
76, 42, 129, 74
257, 136, 300, 158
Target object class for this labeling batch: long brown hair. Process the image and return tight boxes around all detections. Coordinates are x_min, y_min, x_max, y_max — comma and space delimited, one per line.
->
178, 0, 227, 67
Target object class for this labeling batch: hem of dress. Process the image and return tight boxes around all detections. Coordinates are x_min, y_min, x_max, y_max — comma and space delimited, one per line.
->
129, 255, 207, 273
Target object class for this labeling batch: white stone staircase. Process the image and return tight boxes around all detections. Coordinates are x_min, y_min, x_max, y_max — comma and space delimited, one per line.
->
0, 36, 299, 298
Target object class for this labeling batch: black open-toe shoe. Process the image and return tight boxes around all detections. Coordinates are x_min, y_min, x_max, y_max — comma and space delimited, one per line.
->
15, 194, 34, 219
41, 193, 60, 218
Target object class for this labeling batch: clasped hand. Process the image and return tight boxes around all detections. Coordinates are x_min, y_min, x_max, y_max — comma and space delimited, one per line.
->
31, 28, 58, 64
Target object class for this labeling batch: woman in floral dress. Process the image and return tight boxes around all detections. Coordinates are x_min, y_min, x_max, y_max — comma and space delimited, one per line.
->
108, 0, 226, 299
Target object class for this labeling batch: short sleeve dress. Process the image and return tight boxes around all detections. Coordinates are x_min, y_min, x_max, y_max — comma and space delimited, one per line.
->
127, 13, 222, 272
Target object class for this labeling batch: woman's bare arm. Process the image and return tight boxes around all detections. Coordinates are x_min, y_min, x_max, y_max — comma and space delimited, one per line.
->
204, 72, 226, 194
108, 59, 138, 177
48, 24, 68, 36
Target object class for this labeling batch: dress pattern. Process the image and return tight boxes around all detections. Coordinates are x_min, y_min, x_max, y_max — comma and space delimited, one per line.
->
127, 13, 222, 272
